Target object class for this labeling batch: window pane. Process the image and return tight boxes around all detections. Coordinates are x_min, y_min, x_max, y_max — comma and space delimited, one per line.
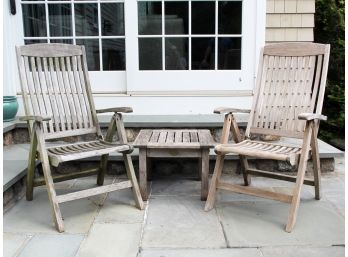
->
192, 1, 215, 34
165, 1, 188, 35
139, 38, 162, 70
101, 3, 124, 36
165, 38, 188, 70
138, 1, 162, 35
22, 4, 47, 37
50, 39, 73, 44
191, 38, 215, 70
48, 4, 72, 37
24, 40, 48, 45
218, 1, 242, 34
218, 37, 241, 70
75, 4, 98, 36
102, 39, 125, 71
76, 39, 100, 71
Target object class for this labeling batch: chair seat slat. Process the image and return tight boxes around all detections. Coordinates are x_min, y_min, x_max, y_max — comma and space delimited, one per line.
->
47, 141, 132, 166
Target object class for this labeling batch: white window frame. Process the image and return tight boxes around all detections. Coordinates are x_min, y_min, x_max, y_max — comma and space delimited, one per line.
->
11, 0, 265, 97
125, 0, 266, 95
19, 0, 127, 93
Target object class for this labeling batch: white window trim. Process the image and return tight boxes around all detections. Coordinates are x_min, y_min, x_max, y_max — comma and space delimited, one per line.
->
11, 0, 265, 96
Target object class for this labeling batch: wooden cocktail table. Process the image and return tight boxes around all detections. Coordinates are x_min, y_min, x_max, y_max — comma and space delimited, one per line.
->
133, 129, 215, 201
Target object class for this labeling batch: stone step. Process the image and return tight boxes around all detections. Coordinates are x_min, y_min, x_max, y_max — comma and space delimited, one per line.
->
3, 138, 343, 193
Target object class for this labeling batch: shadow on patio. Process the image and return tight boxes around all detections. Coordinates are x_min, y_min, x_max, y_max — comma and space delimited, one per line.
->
3, 151, 345, 257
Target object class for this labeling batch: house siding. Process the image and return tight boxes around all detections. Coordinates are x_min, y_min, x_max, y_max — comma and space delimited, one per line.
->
266, 0, 315, 42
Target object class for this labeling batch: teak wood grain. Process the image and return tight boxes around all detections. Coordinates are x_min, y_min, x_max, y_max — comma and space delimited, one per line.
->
133, 129, 215, 201
205, 42, 331, 233
16, 43, 144, 232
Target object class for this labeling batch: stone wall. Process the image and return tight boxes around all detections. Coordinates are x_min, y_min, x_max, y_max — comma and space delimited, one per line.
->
266, 0, 315, 42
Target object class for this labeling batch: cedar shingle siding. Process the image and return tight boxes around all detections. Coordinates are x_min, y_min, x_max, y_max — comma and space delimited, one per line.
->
266, 0, 315, 42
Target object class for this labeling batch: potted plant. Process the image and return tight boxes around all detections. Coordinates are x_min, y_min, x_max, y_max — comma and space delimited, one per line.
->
3, 95, 18, 122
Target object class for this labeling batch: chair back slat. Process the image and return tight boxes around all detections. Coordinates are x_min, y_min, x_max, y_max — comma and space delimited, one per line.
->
65, 56, 84, 129
16, 43, 101, 139
36, 57, 55, 133
246, 43, 330, 139
42, 57, 61, 132
76, 55, 95, 129
71, 55, 89, 129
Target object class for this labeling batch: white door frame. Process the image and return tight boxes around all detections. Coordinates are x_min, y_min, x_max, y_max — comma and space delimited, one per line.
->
125, 0, 266, 95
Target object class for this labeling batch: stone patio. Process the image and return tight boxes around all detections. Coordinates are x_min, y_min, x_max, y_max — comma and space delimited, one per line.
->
3, 157, 345, 257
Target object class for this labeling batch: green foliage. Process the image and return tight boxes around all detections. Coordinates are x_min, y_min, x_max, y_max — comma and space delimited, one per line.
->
314, 0, 345, 148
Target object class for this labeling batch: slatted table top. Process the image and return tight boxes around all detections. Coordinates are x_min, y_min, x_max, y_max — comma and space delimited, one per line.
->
133, 129, 215, 149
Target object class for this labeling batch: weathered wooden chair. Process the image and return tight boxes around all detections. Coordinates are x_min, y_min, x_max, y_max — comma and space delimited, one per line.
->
16, 43, 144, 232
205, 42, 330, 232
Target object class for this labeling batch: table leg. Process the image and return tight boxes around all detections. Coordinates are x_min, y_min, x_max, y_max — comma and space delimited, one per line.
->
139, 148, 148, 200
147, 157, 152, 181
200, 148, 209, 201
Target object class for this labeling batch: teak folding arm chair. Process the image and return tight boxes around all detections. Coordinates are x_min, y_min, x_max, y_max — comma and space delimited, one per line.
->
205, 43, 330, 232
16, 44, 144, 232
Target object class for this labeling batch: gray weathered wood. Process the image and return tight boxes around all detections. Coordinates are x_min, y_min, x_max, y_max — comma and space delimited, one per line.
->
217, 182, 293, 203
200, 148, 209, 200
16, 43, 144, 232
206, 42, 331, 232
56, 180, 132, 203
134, 129, 214, 201
204, 113, 232, 211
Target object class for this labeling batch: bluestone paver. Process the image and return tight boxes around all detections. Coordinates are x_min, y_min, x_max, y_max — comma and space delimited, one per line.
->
260, 246, 345, 257
3, 144, 29, 161
76, 223, 142, 257
3, 233, 30, 257
140, 248, 263, 257
3, 157, 344, 257
151, 179, 201, 197
95, 188, 145, 224
3, 160, 28, 191
18, 234, 84, 257
142, 195, 226, 249
217, 200, 344, 247
4, 188, 99, 234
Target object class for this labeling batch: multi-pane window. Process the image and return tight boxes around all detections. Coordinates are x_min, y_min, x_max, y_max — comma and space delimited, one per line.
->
21, 0, 126, 71
137, 0, 242, 71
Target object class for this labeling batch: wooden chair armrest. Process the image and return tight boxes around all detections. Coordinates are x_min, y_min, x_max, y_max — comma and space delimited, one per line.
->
298, 113, 327, 121
19, 115, 52, 122
214, 107, 251, 114
96, 107, 133, 114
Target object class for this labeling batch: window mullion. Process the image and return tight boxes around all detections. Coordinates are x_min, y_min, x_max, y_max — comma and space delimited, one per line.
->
72, 1, 76, 44
162, 0, 165, 71
188, 0, 191, 71
98, 0, 103, 71
214, 0, 218, 70
45, 1, 50, 43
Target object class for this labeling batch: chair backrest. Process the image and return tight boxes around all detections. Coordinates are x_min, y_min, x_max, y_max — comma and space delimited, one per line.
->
16, 43, 101, 140
246, 43, 330, 139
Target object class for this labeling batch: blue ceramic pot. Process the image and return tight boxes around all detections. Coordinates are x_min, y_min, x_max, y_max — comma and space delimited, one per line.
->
3, 96, 19, 122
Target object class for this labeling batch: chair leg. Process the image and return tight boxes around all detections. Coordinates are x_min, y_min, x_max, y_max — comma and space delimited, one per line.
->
240, 156, 251, 186
113, 112, 144, 209
97, 154, 109, 186
285, 162, 306, 233
26, 125, 38, 201
286, 122, 313, 232
124, 153, 145, 210
41, 155, 65, 232
26, 152, 37, 201
98, 113, 118, 186
311, 129, 321, 200
35, 124, 64, 232
204, 154, 225, 211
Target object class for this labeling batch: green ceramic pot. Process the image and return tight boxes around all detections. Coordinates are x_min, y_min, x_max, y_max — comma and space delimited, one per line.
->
3, 96, 19, 122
